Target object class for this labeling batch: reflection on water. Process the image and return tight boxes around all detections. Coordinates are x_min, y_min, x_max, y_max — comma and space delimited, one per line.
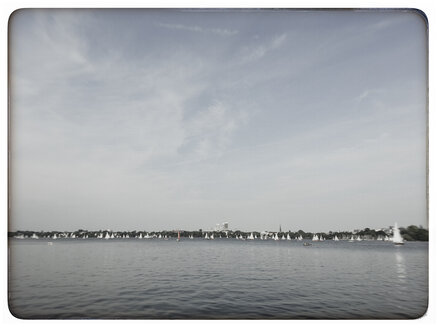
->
395, 249, 407, 283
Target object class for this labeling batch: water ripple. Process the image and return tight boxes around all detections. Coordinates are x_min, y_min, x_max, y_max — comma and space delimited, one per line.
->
8, 239, 428, 319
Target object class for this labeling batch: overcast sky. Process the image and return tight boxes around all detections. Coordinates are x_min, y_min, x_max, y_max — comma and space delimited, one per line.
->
9, 9, 427, 232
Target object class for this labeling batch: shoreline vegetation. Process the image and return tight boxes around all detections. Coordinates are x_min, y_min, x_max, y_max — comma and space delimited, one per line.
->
8, 225, 428, 241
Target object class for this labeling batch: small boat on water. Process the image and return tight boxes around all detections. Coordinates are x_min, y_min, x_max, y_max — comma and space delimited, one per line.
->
392, 222, 404, 245
303, 242, 312, 246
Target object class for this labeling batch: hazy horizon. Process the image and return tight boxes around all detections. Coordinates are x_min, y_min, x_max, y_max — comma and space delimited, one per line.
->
9, 9, 427, 233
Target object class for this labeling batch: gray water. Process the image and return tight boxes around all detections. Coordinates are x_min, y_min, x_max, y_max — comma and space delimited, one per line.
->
8, 239, 428, 319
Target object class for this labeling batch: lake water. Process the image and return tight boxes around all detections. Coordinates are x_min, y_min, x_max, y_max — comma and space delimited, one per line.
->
8, 238, 428, 319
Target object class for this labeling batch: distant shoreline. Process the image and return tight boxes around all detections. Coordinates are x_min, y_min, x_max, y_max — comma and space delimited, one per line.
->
8, 225, 429, 241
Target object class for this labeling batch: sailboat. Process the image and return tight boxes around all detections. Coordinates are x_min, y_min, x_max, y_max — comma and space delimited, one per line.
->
177, 230, 181, 242
392, 222, 404, 245
312, 234, 319, 242
287, 234, 291, 241
333, 235, 339, 241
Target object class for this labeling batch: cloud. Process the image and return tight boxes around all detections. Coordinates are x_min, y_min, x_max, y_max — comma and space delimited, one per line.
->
180, 101, 247, 161
354, 88, 384, 103
157, 23, 238, 36
240, 33, 287, 63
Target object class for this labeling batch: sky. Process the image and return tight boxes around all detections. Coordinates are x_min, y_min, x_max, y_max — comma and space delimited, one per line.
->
8, 9, 428, 232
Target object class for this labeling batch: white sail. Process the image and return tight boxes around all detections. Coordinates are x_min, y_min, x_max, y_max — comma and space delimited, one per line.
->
210, 234, 215, 240
334, 235, 339, 241
392, 222, 404, 245
298, 235, 303, 241
287, 234, 291, 240
312, 234, 319, 241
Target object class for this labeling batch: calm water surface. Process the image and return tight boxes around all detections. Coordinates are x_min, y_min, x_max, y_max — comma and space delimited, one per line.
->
8, 239, 428, 319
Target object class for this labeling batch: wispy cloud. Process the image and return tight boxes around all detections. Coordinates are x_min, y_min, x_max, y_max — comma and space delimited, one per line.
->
354, 89, 384, 103
157, 23, 238, 36
180, 101, 247, 161
241, 33, 287, 63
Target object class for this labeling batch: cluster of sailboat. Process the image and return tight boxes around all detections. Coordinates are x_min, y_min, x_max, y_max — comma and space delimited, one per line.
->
11, 223, 405, 245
